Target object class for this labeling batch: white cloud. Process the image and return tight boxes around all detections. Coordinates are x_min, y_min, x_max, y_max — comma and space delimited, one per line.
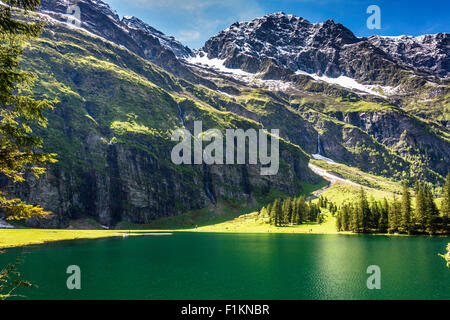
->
178, 30, 201, 41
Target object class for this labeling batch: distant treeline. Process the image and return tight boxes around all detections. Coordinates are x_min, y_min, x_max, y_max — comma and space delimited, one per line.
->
258, 173, 450, 235
336, 174, 450, 235
258, 194, 337, 226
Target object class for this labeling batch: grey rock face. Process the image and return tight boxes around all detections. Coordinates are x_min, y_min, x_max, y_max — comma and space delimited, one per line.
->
368, 34, 450, 78
6, 142, 317, 228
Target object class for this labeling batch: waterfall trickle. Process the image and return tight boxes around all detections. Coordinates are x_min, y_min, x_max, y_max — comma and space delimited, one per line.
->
203, 166, 217, 205
317, 133, 325, 156
311, 132, 336, 164
177, 103, 185, 127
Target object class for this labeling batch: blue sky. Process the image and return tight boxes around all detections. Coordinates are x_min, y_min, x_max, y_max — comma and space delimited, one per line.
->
105, 0, 450, 49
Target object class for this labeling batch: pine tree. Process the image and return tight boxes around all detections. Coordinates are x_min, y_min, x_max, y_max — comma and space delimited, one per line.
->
414, 182, 427, 228
378, 198, 389, 233
441, 173, 450, 218
336, 211, 342, 231
400, 183, 412, 234
260, 206, 268, 217
269, 200, 277, 226
369, 200, 380, 230
423, 184, 439, 234
388, 195, 400, 233
272, 198, 283, 227
298, 196, 306, 224
342, 204, 350, 231
356, 188, 370, 232
285, 198, 293, 225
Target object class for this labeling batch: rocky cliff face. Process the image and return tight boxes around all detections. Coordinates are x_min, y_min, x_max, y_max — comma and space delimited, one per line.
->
343, 110, 450, 177
368, 34, 450, 78
8, 140, 313, 228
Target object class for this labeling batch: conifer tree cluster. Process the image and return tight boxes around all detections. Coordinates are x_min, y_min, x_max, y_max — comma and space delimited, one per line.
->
336, 177, 450, 235
259, 195, 336, 227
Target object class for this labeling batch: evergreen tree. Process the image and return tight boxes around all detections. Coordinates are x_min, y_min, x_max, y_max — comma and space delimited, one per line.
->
266, 203, 273, 224
400, 183, 412, 234
341, 204, 350, 231
378, 198, 389, 233
423, 184, 439, 234
291, 197, 299, 224
442, 173, 450, 218
336, 211, 342, 231
272, 198, 283, 227
297, 196, 307, 224
388, 195, 400, 233
269, 200, 277, 226
369, 200, 380, 230
357, 188, 370, 232
414, 182, 427, 227
260, 206, 268, 217
285, 198, 293, 225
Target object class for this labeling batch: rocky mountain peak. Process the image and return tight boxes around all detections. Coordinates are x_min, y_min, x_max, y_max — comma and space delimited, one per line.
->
201, 12, 362, 76
367, 33, 450, 77
122, 15, 193, 58
197, 11, 449, 85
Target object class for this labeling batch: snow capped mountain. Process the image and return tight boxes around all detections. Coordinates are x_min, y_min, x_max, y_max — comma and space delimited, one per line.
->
368, 34, 450, 78
196, 12, 448, 90
201, 12, 359, 76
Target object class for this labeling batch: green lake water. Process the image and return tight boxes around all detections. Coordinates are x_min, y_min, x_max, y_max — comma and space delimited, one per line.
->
1, 232, 449, 300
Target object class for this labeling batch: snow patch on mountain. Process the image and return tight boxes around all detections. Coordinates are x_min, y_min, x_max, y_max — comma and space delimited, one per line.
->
308, 163, 360, 187
311, 154, 337, 164
187, 54, 296, 92
188, 54, 250, 76
295, 70, 392, 97
188, 53, 395, 96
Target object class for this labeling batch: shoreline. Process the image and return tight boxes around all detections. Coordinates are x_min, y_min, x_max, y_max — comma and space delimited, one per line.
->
0, 229, 173, 250
1, 227, 448, 250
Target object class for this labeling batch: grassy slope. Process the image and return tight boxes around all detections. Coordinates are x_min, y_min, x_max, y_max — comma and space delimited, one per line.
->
310, 159, 403, 194
0, 229, 164, 249
195, 208, 339, 234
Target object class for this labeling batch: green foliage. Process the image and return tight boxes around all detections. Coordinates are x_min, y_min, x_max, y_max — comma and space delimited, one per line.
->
442, 173, 450, 218
400, 183, 412, 233
0, 255, 33, 300
259, 194, 330, 227
0, 0, 56, 219
439, 243, 450, 268
335, 179, 448, 235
